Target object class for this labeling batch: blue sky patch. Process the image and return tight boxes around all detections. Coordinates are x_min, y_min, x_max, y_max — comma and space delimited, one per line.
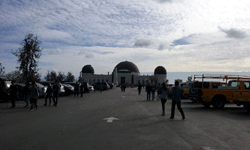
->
171, 35, 193, 46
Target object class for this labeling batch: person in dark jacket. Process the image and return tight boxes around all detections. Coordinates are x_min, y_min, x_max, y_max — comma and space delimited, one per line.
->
160, 83, 169, 116
44, 83, 53, 106
138, 83, 142, 95
146, 83, 152, 101
23, 82, 30, 108
74, 82, 79, 97
123, 84, 126, 92
52, 80, 60, 107
84, 82, 89, 93
9, 81, 17, 108
170, 81, 185, 120
80, 82, 84, 97
120, 83, 124, 92
151, 84, 156, 100
29, 81, 39, 111
156, 83, 162, 100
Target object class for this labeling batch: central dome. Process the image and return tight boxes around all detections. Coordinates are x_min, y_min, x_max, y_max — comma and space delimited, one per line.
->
113, 61, 140, 73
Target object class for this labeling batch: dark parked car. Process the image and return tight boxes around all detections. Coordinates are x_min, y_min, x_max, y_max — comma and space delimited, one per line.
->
93, 82, 109, 90
0, 78, 11, 102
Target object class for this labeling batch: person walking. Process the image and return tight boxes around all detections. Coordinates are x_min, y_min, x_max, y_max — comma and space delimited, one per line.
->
138, 83, 142, 95
23, 82, 30, 108
146, 83, 152, 101
120, 83, 124, 92
74, 82, 79, 97
80, 82, 84, 97
84, 82, 89, 93
123, 84, 126, 92
9, 81, 17, 108
160, 83, 169, 116
170, 81, 185, 120
156, 83, 161, 101
151, 84, 156, 101
52, 80, 60, 107
44, 83, 53, 106
29, 81, 39, 111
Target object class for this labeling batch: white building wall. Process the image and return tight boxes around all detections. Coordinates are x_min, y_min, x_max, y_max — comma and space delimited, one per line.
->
117, 73, 131, 84
155, 74, 167, 84
82, 73, 112, 84
82, 72, 166, 85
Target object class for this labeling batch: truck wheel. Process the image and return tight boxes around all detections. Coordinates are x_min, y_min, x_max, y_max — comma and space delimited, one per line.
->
243, 104, 250, 113
212, 96, 225, 108
201, 101, 211, 108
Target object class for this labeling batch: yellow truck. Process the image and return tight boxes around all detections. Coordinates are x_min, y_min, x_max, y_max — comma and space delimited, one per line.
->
192, 74, 250, 112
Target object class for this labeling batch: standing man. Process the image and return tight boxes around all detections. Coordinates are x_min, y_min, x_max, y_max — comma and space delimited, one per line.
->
160, 83, 169, 116
74, 82, 79, 97
29, 81, 39, 111
23, 82, 30, 108
146, 83, 152, 101
123, 84, 126, 92
120, 83, 124, 92
156, 83, 161, 100
170, 81, 185, 120
151, 84, 156, 101
44, 83, 53, 106
138, 82, 142, 95
83, 82, 89, 93
80, 82, 84, 97
9, 81, 17, 108
53, 80, 60, 107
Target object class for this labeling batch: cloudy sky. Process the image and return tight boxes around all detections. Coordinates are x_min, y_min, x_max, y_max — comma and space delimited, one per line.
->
1, 0, 250, 79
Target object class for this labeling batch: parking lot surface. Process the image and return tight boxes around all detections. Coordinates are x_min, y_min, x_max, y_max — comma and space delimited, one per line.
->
1, 87, 250, 150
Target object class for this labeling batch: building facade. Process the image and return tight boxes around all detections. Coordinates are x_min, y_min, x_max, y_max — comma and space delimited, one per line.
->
80, 61, 167, 85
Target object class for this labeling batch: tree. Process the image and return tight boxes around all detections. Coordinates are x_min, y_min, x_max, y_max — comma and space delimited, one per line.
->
45, 71, 57, 81
0, 63, 5, 78
5, 70, 22, 82
12, 33, 42, 82
64, 72, 75, 82
56, 72, 65, 82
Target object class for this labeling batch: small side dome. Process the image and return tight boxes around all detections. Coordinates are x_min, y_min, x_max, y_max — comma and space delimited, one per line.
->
82, 65, 94, 74
154, 66, 167, 75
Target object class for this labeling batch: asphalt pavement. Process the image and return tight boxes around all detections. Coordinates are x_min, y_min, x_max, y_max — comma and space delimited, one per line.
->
1, 87, 250, 150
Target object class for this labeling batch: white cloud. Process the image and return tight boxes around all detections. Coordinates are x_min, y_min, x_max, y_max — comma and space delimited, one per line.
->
37, 28, 72, 40
2, 0, 250, 78
77, 51, 94, 58
49, 48, 63, 55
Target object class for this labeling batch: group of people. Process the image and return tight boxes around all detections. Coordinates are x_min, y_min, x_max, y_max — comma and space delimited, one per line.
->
144, 83, 158, 101
43, 81, 61, 107
8, 80, 61, 111
120, 84, 127, 92
138, 82, 158, 100
73, 82, 89, 97
140, 81, 185, 120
